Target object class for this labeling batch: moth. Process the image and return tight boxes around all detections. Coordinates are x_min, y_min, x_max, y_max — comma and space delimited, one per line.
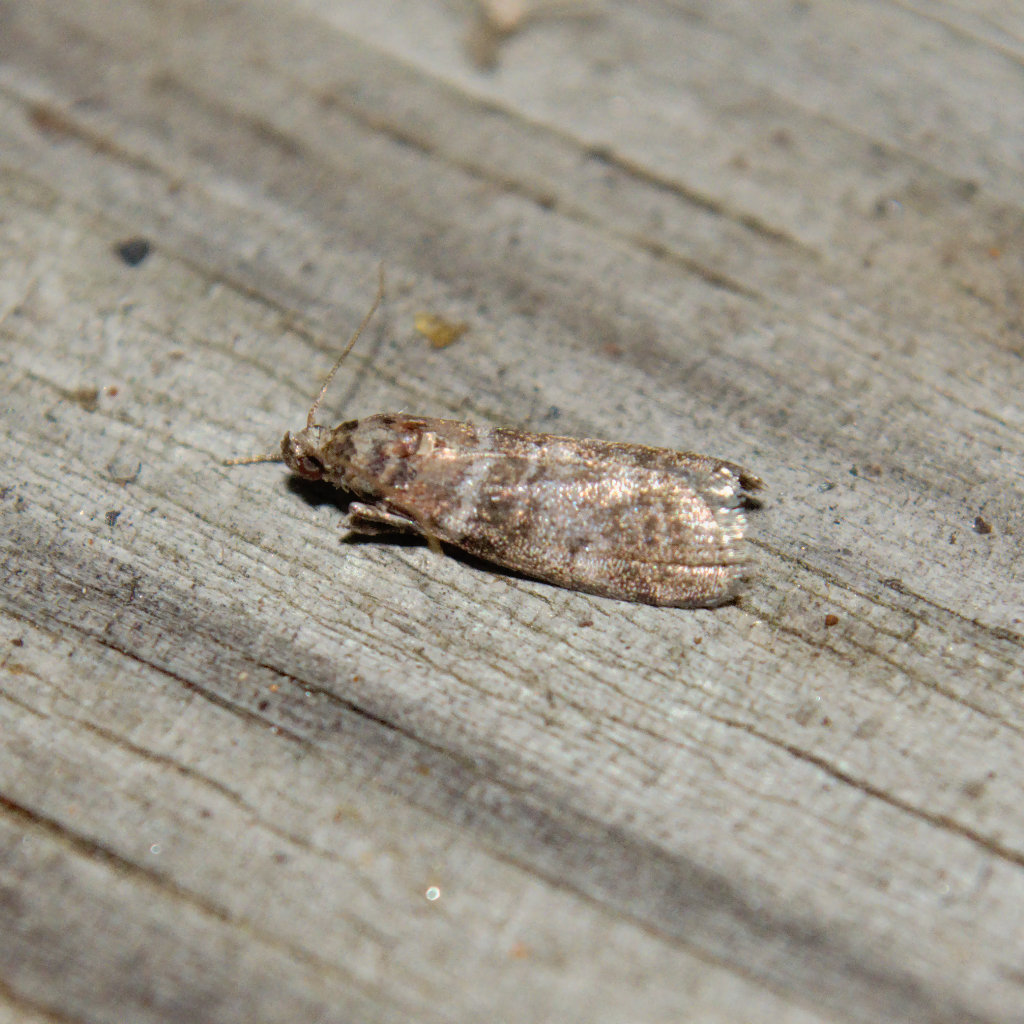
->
231, 272, 763, 607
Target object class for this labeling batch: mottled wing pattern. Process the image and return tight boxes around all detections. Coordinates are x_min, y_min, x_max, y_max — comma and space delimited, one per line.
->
430, 428, 761, 607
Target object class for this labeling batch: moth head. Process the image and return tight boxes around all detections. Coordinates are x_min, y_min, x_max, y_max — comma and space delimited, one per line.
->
281, 426, 331, 480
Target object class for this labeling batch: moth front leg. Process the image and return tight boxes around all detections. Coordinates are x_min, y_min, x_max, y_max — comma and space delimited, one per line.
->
346, 502, 419, 535
347, 502, 443, 555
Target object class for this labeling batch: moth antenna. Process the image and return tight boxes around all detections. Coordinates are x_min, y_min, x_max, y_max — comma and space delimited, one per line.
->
223, 451, 283, 467
307, 263, 386, 429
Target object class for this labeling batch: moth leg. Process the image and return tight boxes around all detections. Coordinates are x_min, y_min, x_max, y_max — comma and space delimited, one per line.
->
347, 502, 419, 535
347, 502, 444, 556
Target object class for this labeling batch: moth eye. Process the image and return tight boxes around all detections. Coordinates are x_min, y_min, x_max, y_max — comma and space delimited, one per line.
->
295, 455, 324, 478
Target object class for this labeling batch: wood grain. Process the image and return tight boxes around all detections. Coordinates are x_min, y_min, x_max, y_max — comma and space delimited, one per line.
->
1, 1, 1022, 1021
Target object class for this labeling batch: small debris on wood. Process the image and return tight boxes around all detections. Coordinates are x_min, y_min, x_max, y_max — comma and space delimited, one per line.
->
465, 0, 597, 70
414, 312, 469, 348
60, 386, 100, 412
115, 237, 152, 267
107, 454, 142, 485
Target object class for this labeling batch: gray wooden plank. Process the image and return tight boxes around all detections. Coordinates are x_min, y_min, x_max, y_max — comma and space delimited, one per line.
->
0, 599, 831, 1024
1, 0, 1022, 1022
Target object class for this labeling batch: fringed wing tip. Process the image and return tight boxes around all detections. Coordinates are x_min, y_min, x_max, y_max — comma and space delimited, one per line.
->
739, 468, 765, 493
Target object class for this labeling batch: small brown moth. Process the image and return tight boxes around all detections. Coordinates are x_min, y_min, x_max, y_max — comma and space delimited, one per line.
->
231, 272, 763, 607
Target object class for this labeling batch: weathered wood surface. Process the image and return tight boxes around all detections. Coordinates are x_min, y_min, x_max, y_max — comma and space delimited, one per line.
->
1, 1, 1023, 1021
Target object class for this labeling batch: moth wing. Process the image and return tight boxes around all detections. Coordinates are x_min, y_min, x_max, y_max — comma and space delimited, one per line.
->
439, 449, 755, 606
489, 429, 765, 495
